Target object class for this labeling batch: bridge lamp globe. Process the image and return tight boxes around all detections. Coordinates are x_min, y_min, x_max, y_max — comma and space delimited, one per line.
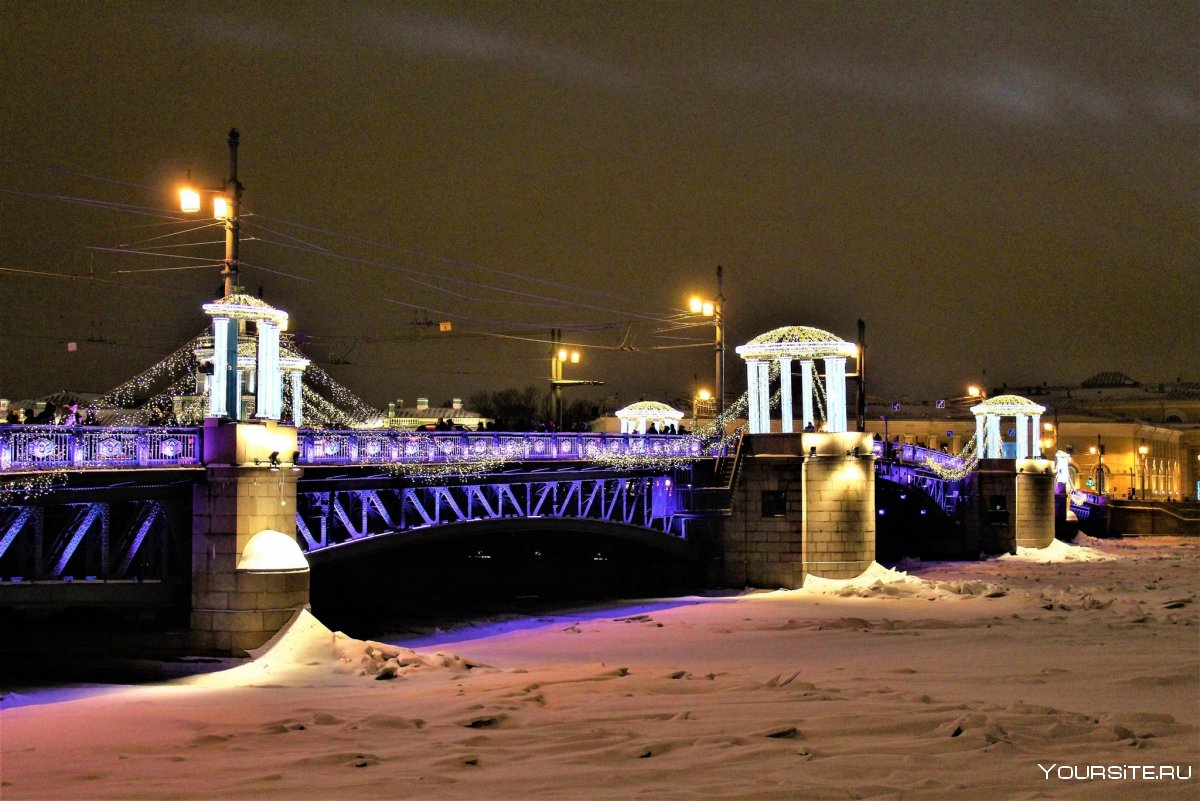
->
569, 350, 581, 364
213, 196, 231, 220
557, 348, 569, 362
1138, 446, 1149, 456
698, 389, 711, 401
179, 187, 201, 213
967, 385, 982, 398
689, 297, 704, 314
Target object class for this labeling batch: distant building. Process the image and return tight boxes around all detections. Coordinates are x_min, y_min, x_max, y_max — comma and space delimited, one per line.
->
385, 397, 488, 430
865, 373, 1200, 501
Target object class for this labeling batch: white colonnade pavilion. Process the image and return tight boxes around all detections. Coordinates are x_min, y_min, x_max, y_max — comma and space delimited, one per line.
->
734, 326, 859, 434
969, 394, 1047, 459
616, 401, 685, 434
200, 294, 310, 424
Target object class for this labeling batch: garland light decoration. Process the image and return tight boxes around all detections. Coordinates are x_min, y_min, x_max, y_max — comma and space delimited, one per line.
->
0, 469, 67, 503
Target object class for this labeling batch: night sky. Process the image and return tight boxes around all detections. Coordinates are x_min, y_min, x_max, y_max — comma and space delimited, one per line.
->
2, 2, 1196, 412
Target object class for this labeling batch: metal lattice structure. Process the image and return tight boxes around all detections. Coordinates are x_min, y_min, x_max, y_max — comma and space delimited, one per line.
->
296, 471, 685, 555
0, 495, 185, 582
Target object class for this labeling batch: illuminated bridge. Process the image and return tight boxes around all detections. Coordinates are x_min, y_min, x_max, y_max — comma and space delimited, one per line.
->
0, 425, 964, 583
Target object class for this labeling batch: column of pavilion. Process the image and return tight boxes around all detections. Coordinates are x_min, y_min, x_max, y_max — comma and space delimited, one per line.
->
735, 327, 858, 435
202, 295, 308, 425
970, 395, 1047, 459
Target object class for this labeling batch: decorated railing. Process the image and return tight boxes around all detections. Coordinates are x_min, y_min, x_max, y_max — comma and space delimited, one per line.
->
298, 430, 707, 466
0, 426, 202, 471
873, 439, 965, 471
0, 426, 714, 473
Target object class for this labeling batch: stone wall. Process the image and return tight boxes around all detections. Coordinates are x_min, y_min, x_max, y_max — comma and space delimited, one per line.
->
802, 445, 875, 579
722, 452, 806, 589
722, 432, 875, 588
190, 421, 309, 655
1014, 459, 1055, 549
968, 459, 1017, 555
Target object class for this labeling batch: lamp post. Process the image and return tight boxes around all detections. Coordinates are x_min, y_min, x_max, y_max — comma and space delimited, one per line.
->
692, 387, 711, 429
1089, 435, 1105, 494
549, 328, 600, 431
688, 265, 726, 420
1139, 445, 1149, 500
180, 128, 244, 298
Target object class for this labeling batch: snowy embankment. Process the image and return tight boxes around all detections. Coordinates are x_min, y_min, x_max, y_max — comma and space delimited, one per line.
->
2, 535, 1196, 801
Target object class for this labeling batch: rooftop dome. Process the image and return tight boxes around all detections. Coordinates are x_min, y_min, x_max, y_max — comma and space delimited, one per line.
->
735, 326, 857, 360
616, 401, 684, 419
202, 293, 289, 327
970, 394, 1046, 415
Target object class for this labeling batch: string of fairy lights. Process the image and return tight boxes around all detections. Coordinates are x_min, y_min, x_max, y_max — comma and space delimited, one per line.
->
0, 470, 67, 503
10, 315, 989, 485
76, 331, 385, 428
920, 432, 983, 481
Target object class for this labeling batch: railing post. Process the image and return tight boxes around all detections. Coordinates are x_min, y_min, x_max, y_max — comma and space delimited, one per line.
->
0, 430, 10, 470
71, 431, 84, 467
136, 433, 150, 467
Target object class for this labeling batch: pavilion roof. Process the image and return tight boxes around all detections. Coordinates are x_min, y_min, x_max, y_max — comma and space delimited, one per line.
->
735, 326, 857, 360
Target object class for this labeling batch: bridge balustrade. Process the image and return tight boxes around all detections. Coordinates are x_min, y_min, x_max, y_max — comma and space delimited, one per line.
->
880, 441, 964, 470
297, 430, 706, 466
0, 425, 202, 471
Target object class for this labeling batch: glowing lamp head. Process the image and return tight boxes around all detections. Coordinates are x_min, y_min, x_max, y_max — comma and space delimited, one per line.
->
213, 196, 231, 219
701, 301, 715, 317
557, 348, 569, 362
967, 385, 982, 398
689, 297, 703, 314
179, 187, 201, 213
569, 350, 580, 364
698, 388, 711, 401
1089, 446, 1097, 454
1139, 445, 1149, 455
1043, 422, 1054, 431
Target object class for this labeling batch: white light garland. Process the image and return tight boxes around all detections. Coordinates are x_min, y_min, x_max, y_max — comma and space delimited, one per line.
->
0, 469, 67, 503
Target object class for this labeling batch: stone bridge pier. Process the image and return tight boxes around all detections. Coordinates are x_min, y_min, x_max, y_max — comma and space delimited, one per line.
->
723, 432, 876, 588
190, 420, 309, 655
966, 457, 1056, 554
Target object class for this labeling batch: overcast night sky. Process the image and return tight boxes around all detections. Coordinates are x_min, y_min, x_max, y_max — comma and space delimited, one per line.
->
1, 2, 1196, 413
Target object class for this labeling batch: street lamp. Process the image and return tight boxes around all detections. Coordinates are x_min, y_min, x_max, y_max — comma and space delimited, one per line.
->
549, 328, 601, 430
686, 265, 726, 419
692, 387, 711, 428
1139, 445, 1149, 500
179, 128, 244, 298
1041, 421, 1055, 455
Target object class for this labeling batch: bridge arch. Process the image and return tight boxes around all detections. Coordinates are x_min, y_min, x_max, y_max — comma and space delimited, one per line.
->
303, 516, 697, 566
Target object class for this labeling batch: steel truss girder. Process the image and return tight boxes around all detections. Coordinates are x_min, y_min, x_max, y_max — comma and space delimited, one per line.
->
878, 462, 961, 519
0, 497, 175, 581
296, 474, 675, 553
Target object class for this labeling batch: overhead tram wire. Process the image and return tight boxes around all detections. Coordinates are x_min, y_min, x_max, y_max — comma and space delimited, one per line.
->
8, 164, 674, 326
0, 265, 200, 298
12, 176, 697, 356
247, 211, 644, 307
242, 228, 672, 324
0, 188, 192, 223
9, 177, 674, 328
